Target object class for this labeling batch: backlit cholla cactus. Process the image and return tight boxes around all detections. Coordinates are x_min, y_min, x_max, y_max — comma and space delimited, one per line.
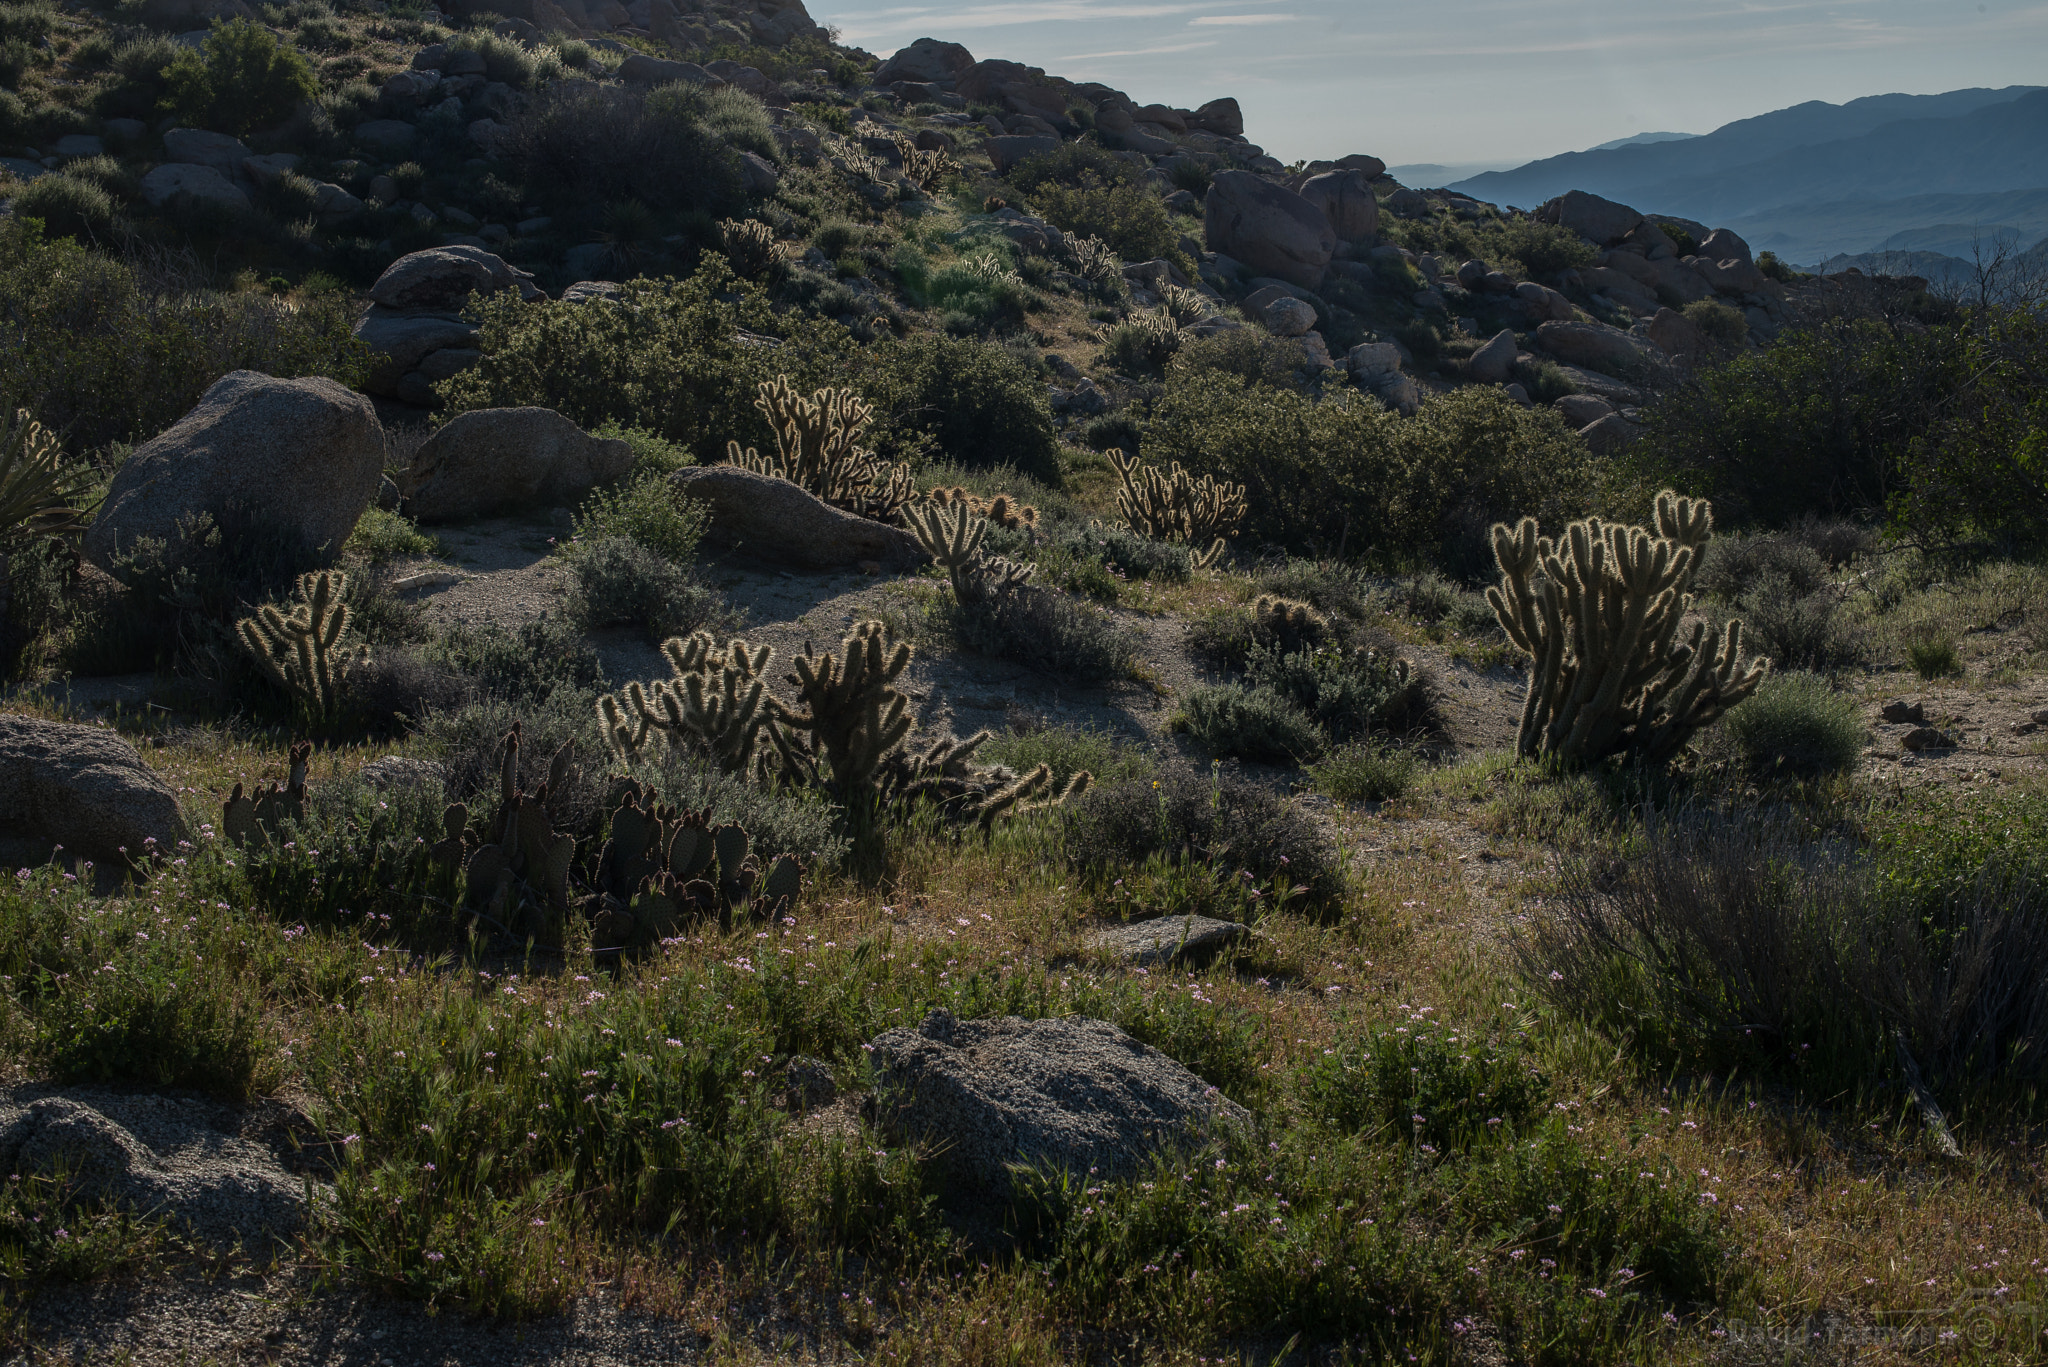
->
1487, 491, 1767, 764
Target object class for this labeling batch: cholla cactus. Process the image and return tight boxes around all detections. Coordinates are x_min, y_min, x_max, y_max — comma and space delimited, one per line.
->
598, 632, 778, 775
236, 569, 358, 721
1161, 284, 1213, 327
903, 500, 1035, 606
717, 217, 785, 279
726, 376, 915, 521
1109, 451, 1245, 571
768, 621, 914, 796
1254, 595, 1328, 651
1067, 234, 1124, 294
923, 485, 1038, 530
1487, 491, 1767, 764
893, 137, 957, 192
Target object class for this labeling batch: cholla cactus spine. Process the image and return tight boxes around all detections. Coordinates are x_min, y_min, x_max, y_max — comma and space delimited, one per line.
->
1487, 490, 1767, 764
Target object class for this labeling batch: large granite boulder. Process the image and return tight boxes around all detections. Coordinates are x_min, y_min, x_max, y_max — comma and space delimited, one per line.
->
867, 1009, 1250, 1201
0, 714, 189, 864
874, 36, 974, 86
1551, 189, 1646, 246
354, 246, 540, 403
1298, 168, 1379, 241
1536, 320, 1653, 378
405, 408, 634, 523
669, 466, 922, 570
1203, 170, 1334, 290
83, 372, 382, 572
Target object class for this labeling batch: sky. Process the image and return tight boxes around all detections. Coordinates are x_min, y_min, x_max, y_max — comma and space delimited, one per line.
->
811, 0, 2048, 168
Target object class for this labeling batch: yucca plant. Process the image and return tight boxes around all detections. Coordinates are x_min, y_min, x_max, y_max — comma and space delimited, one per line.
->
0, 407, 89, 546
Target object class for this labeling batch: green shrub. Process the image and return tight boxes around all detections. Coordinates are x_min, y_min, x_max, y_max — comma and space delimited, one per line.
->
1710, 670, 1865, 778
1309, 741, 1419, 803
697, 83, 778, 161
1097, 312, 1182, 375
1144, 375, 1593, 565
346, 506, 437, 562
1653, 221, 1699, 256
160, 19, 319, 137
564, 536, 723, 639
950, 584, 1139, 682
851, 332, 1062, 485
446, 28, 562, 88
1630, 315, 1964, 529
0, 0, 56, 44
980, 723, 1152, 786
569, 470, 706, 562
10, 173, 119, 243
1681, 299, 1746, 346
0, 219, 368, 449
1029, 177, 1179, 267
1244, 642, 1434, 742
1177, 682, 1323, 765
439, 263, 847, 456
420, 616, 602, 706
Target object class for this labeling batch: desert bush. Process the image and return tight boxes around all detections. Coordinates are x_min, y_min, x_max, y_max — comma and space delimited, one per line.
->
569, 470, 706, 562
849, 332, 1061, 485
563, 536, 723, 639
1177, 682, 1323, 765
1707, 670, 1865, 778
414, 685, 609, 832
1906, 628, 1962, 679
1308, 741, 1419, 804
697, 83, 778, 160
9, 173, 119, 243
1681, 300, 1747, 346
1630, 316, 1965, 529
981, 724, 1152, 787
1030, 178, 1178, 268
1069, 758, 1338, 898
420, 615, 603, 706
346, 506, 437, 562
160, 19, 319, 137
0, 220, 368, 450
1145, 374, 1593, 563
950, 583, 1139, 682
1298, 1015, 1548, 1146
1244, 642, 1434, 743
504, 80, 743, 215
1526, 804, 2048, 1092
446, 28, 562, 88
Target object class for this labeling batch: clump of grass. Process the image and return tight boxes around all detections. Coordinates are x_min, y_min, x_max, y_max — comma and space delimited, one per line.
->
1906, 628, 1961, 680
347, 507, 438, 562
1175, 682, 1324, 765
1309, 741, 1419, 803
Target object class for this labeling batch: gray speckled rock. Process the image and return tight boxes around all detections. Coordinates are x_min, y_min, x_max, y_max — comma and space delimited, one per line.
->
670, 465, 922, 570
406, 407, 633, 523
867, 1009, 1250, 1201
82, 371, 382, 572
0, 1091, 309, 1248
1088, 915, 1250, 967
0, 714, 189, 864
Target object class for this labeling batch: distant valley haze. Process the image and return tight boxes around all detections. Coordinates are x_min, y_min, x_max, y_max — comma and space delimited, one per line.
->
818, 0, 2048, 266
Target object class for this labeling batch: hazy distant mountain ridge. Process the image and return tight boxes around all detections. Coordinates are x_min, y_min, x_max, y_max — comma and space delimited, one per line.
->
1449, 85, 2039, 211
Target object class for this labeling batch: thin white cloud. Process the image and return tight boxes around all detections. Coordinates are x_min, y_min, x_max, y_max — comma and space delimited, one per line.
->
1063, 38, 1220, 58
1190, 12, 1296, 22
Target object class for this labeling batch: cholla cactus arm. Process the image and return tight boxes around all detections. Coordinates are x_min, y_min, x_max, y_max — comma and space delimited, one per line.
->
772, 622, 915, 793
904, 496, 988, 571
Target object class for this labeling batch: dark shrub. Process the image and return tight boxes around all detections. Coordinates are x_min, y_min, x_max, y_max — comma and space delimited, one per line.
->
1308, 742, 1418, 804
0, 220, 368, 449
504, 81, 742, 216
160, 19, 319, 137
849, 332, 1061, 485
951, 584, 1139, 681
10, 173, 118, 243
1177, 682, 1323, 764
1243, 642, 1435, 742
1070, 758, 1338, 897
420, 616, 603, 705
564, 536, 725, 639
